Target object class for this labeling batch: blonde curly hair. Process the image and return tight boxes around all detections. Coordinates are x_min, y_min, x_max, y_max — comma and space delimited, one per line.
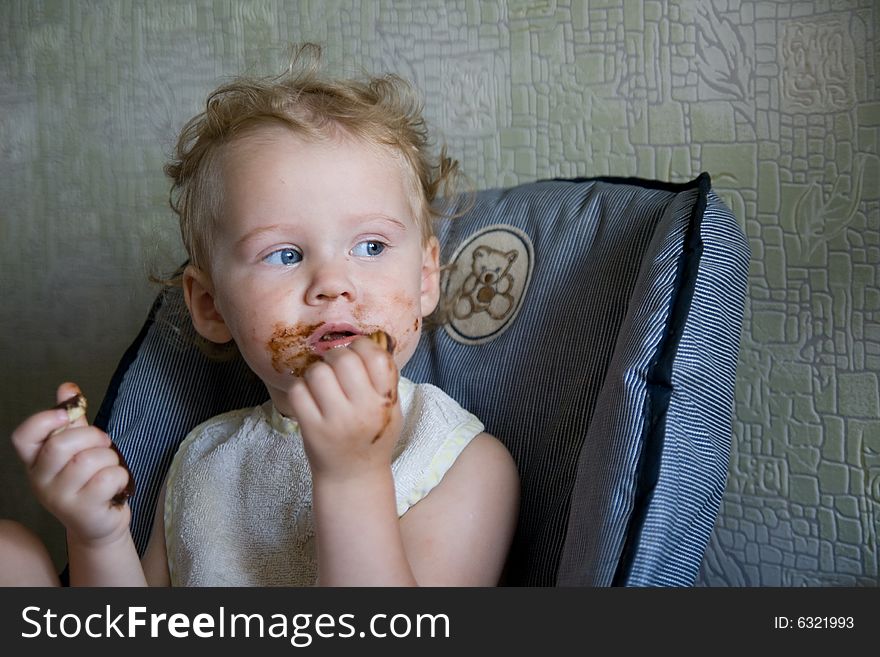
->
165, 43, 461, 274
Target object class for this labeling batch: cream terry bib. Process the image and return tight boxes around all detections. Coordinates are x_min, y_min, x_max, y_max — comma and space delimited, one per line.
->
164, 377, 484, 586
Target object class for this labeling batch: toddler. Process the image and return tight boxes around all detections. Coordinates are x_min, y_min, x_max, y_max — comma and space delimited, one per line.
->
4, 46, 519, 586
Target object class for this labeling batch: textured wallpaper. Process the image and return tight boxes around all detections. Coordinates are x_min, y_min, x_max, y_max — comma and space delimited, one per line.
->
1, 0, 877, 586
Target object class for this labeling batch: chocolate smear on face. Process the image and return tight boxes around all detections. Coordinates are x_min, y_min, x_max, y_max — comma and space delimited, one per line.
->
267, 322, 323, 377
53, 394, 135, 506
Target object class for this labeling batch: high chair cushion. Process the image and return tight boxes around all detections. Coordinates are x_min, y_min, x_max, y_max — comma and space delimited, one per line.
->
95, 173, 749, 586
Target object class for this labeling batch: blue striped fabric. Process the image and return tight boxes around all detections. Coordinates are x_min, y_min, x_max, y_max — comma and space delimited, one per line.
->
94, 293, 267, 554
554, 181, 749, 586
617, 190, 749, 586
95, 174, 748, 586
407, 179, 674, 585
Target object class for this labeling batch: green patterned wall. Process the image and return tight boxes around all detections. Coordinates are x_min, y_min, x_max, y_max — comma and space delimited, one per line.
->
1, 0, 877, 586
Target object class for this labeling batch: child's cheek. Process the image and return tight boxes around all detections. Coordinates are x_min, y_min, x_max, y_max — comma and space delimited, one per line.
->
265, 321, 323, 377
391, 315, 423, 368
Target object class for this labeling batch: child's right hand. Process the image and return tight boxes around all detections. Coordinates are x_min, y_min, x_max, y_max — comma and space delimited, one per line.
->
10, 383, 132, 547
290, 336, 403, 482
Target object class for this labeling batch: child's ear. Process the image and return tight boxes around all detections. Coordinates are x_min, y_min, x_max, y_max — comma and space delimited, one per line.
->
420, 236, 441, 317
182, 265, 233, 344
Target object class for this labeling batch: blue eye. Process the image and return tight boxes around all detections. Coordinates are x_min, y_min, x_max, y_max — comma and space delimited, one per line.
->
263, 248, 302, 266
351, 241, 386, 257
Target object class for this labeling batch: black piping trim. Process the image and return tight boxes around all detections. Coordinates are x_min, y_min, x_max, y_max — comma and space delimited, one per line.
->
550, 174, 708, 194
610, 172, 711, 585
93, 292, 167, 432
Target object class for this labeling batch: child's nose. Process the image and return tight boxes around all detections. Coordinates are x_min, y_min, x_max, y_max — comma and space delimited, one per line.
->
304, 259, 357, 305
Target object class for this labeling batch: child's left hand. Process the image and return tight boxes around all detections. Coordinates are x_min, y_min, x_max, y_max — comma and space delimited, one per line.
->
10, 383, 133, 547
289, 336, 402, 481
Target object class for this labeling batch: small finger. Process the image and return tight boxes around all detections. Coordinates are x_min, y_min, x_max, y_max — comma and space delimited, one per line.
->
53, 384, 88, 431
53, 446, 121, 500
320, 346, 375, 403
288, 378, 321, 428
10, 408, 73, 468
348, 337, 399, 401
55, 382, 82, 406
302, 360, 347, 417
29, 427, 112, 490
365, 330, 396, 354
78, 465, 134, 510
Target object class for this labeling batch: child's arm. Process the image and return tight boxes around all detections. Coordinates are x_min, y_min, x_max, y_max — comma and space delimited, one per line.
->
399, 432, 519, 585
311, 431, 518, 586
311, 470, 415, 585
11, 383, 147, 586
292, 338, 415, 585
140, 483, 171, 586
67, 529, 146, 586
291, 338, 519, 586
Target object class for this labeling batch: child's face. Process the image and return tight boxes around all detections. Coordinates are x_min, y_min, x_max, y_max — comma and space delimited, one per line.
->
196, 127, 440, 408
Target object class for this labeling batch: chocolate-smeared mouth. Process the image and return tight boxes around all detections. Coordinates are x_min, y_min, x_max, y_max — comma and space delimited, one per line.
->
268, 322, 322, 376
310, 324, 363, 352
320, 331, 356, 342
312, 328, 396, 355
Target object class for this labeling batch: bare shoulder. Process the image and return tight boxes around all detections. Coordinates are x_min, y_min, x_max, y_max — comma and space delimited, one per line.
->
400, 432, 519, 585
445, 431, 520, 523
449, 432, 519, 489
407, 431, 519, 513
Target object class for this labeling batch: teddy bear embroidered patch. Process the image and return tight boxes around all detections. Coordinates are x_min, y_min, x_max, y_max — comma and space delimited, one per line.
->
442, 224, 534, 345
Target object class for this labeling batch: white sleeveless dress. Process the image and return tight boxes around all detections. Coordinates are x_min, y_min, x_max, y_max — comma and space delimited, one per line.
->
164, 377, 484, 586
